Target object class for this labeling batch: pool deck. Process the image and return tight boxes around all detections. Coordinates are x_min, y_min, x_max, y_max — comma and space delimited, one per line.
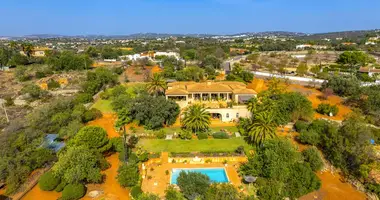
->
141, 162, 243, 197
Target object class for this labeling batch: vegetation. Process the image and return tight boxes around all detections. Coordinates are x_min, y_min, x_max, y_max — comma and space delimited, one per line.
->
38, 171, 61, 191
240, 138, 321, 199
117, 164, 140, 187
182, 104, 211, 133
69, 126, 111, 153
60, 184, 86, 200
302, 147, 324, 171
226, 64, 254, 83
177, 171, 210, 199
316, 103, 339, 116
138, 138, 251, 153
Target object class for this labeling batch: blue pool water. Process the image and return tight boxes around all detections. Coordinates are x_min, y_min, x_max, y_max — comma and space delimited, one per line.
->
170, 168, 229, 184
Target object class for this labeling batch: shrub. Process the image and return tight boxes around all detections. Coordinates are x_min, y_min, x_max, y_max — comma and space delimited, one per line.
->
38, 171, 61, 191
130, 185, 143, 199
47, 80, 60, 90
298, 130, 320, 146
113, 67, 124, 75
197, 132, 208, 140
4, 96, 14, 106
294, 120, 309, 132
155, 129, 166, 139
83, 108, 103, 123
55, 180, 67, 192
35, 71, 46, 78
302, 147, 324, 171
212, 132, 229, 139
110, 137, 123, 152
165, 185, 185, 200
74, 93, 93, 104
117, 164, 139, 187
60, 184, 86, 200
179, 130, 192, 140
235, 146, 245, 154
316, 103, 339, 116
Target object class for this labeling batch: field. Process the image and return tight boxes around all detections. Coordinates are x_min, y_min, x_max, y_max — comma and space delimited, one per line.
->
91, 99, 113, 113
138, 138, 251, 153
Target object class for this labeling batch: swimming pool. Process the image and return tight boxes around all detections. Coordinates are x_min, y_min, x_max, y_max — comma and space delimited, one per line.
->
170, 168, 229, 184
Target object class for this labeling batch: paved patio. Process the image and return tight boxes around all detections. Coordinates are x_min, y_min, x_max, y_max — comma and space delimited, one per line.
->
141, 162, 243, 197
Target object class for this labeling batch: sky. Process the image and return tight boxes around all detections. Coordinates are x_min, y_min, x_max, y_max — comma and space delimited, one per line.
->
1, 0, 379, 36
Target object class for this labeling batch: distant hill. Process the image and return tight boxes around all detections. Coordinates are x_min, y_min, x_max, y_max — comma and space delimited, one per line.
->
1, 29, 379, 40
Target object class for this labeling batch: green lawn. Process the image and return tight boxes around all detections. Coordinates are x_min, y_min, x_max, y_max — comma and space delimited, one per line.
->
91, 99, 114, 114
138, 138, 251, 153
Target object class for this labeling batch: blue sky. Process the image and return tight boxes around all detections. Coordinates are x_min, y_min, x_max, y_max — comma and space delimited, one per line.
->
1, 0, 379, 36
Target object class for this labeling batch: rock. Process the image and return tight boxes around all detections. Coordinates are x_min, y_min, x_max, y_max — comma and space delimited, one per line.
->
88, 190, 104, 198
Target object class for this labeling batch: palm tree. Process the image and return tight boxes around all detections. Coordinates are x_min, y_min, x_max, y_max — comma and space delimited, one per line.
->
245, 111, 277, 147
21, 43, 34, 58
182, 104, 211, 133
147, 73, 167, 96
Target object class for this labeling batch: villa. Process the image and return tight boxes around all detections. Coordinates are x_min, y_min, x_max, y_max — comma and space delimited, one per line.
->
165, 81, 257, 122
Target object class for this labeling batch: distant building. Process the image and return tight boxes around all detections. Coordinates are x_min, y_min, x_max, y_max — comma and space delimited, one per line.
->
155, 52, 180, 60
296, 44, 327, 50
20, 47, 51, 57
230, 48, 250, 55
341, 42, 357, 46
358, 67, 380, 77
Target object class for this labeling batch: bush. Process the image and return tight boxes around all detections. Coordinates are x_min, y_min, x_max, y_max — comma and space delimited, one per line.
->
235, 146, 245, 154
83, 108, 103, 122
60, 184, 86, 200
316, 103, 339, 116
35, 71, 46, 78
55, 180, 67, 192
110, 137, 123, 152
302, 147, 324, 171
117, 164, 140, 187
197, 132, 208, 140
113, 67, 124, 75
4, 96, 14, 106
38, 171, 61, 191
155, 129, 166, 139
47, 80, 60, 90
212, 132, 229, 139
130, 185, 143, 199
74, 93, 93, 104
179, 131, 192, 140
298, 130, 320, 146
294, 120, 309, 132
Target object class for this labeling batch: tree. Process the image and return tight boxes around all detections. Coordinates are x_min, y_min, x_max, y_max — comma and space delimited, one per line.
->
117, 164, 139, 187
205, 184, 239, 200
322, 75, 360, 97
38, 171, 61, 191
226, 64, 254, 83
52, 146, 104, 184
337, 51, 375, 69
21, 43, 34, 58
70, 126, 111, 153
21, 84, 47, 100
137, 193, 160, 200
296, 62, 308, 76
177, 171, 210, 200
201, 55, 222, 69
241, 111, 277, 147
302, 147, 324, 171
165, 186, 185, 200
0, 47, 11, 67
181, 104, 211, 133
240, 138, 320, 199
147, 73, 167, 96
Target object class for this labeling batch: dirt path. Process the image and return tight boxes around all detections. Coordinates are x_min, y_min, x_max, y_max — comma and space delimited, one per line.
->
88, 114, 119, 138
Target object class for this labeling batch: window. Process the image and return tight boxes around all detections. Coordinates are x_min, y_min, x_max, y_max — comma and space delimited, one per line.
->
226, 113, 229, 118
236, 113, 239, 118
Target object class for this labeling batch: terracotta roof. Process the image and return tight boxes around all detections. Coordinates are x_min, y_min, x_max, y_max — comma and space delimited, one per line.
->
359, 67, 380, 73
166, 81, 257, 95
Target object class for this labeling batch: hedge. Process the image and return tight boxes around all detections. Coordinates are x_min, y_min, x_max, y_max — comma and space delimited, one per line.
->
212, 132, 229, 139
197, 132, 208, 140
38, 171, 61, 191
316, 103, 339, 116
60, 184, 86, 200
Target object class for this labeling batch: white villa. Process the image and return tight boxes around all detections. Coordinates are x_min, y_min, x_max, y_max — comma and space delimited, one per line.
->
165, 81, 257, 122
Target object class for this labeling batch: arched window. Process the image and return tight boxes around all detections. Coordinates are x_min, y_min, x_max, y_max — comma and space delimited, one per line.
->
236, 113, 239, 118
226, 113, 229, 118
